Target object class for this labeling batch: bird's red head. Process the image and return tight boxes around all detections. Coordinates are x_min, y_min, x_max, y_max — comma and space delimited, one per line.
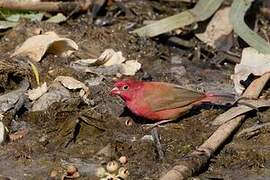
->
110, 79, 143, 101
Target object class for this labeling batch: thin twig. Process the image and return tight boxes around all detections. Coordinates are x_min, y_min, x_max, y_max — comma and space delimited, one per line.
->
0, 0, 92, 13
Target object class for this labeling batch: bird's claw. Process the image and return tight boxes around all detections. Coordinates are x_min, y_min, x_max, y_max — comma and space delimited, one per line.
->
141, 124, 160, 130
141, 119, 174, 130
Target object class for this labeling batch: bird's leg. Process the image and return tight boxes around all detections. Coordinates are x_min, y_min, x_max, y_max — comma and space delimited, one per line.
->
142, 119, 174, 130
151, 128, 164, 160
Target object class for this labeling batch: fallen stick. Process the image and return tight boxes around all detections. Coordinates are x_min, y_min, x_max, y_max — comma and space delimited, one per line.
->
159, 72, 270, 180
212, 99, 270, 125
0, 0, 92, 13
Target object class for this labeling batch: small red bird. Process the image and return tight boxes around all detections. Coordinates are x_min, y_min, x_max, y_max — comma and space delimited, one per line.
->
110, 79, 234, 127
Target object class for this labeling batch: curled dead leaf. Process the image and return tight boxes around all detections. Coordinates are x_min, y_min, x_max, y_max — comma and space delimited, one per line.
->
196, 7, 233, 51
73, 49, 141, 76
11, 31, 78, 62
55, 76, 90, 103
75, 49, 125, 66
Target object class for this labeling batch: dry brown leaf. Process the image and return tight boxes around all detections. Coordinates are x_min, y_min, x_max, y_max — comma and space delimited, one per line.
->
11, 31, 78, 62
27, 82, 48, 101
196, 7, 233, 51
31, 82, 70, 112
55, 76, 88, 91
103, 49, 125, 66
55, 76, 90, 101
74, 49, 141, 76
75, 49, 125, 66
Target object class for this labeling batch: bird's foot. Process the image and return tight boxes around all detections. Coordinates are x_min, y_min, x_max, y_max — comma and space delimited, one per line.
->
142, 119, 173, 130
150, 128, 164, 160
232, 96, 258, 106
142, 124, 159, 130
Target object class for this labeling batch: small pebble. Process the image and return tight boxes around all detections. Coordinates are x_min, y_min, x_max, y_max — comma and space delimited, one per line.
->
116, 73, 122, 78
67, 164, 77, 176
50, 170, 58, 178
119, 156, 128, 164
33, 27, 43, 35
174, 29, 182, 35
170, 56, 183, 65
48, 69, 55, 76
106, 161, 119, 173
95, 167, 107, 178
125, 119, 133, 127
170, 66, 186, 77
118, 167, 129, 179
100, 173, 116, 180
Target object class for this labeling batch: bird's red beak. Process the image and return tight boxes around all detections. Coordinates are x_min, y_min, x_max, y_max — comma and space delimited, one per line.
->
110, 87, 121, 96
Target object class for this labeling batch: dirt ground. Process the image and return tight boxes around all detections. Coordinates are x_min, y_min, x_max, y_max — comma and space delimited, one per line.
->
0, 1, 270, 180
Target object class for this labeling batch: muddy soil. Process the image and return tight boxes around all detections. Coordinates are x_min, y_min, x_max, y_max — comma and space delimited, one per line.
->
0, 1, 269, 180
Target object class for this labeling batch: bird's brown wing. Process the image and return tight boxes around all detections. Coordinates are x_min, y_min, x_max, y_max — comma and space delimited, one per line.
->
142, 82, 205, 112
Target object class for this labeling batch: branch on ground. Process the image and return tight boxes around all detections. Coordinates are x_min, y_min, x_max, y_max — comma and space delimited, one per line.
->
0, 0, 92, 13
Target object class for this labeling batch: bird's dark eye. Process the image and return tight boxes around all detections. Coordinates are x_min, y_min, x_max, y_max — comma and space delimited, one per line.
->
122, 85, 129, 90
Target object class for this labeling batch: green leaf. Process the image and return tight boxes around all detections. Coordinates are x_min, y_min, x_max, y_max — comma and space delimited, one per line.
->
6, 12, 43, 22
0, 20, 18, 29
230, 0, 270, 54
46, 13, 67, 23
132, 0, 224, 37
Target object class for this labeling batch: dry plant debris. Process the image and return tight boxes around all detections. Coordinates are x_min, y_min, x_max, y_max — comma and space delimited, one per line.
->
27, 82, 48, 101
196, 7, 233, 51
232, 47, 270, 94
11, 31, 78, 62
74, 49, 141, 76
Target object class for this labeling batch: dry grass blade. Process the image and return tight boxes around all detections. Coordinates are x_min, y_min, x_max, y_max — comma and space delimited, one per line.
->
230, 0, 270, 54
212, 99, 270, 125
28, 61, 40, 86
132, 0, 224, 37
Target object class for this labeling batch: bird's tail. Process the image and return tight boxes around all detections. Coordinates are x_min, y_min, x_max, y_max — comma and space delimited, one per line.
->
202, 92, 236, 105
